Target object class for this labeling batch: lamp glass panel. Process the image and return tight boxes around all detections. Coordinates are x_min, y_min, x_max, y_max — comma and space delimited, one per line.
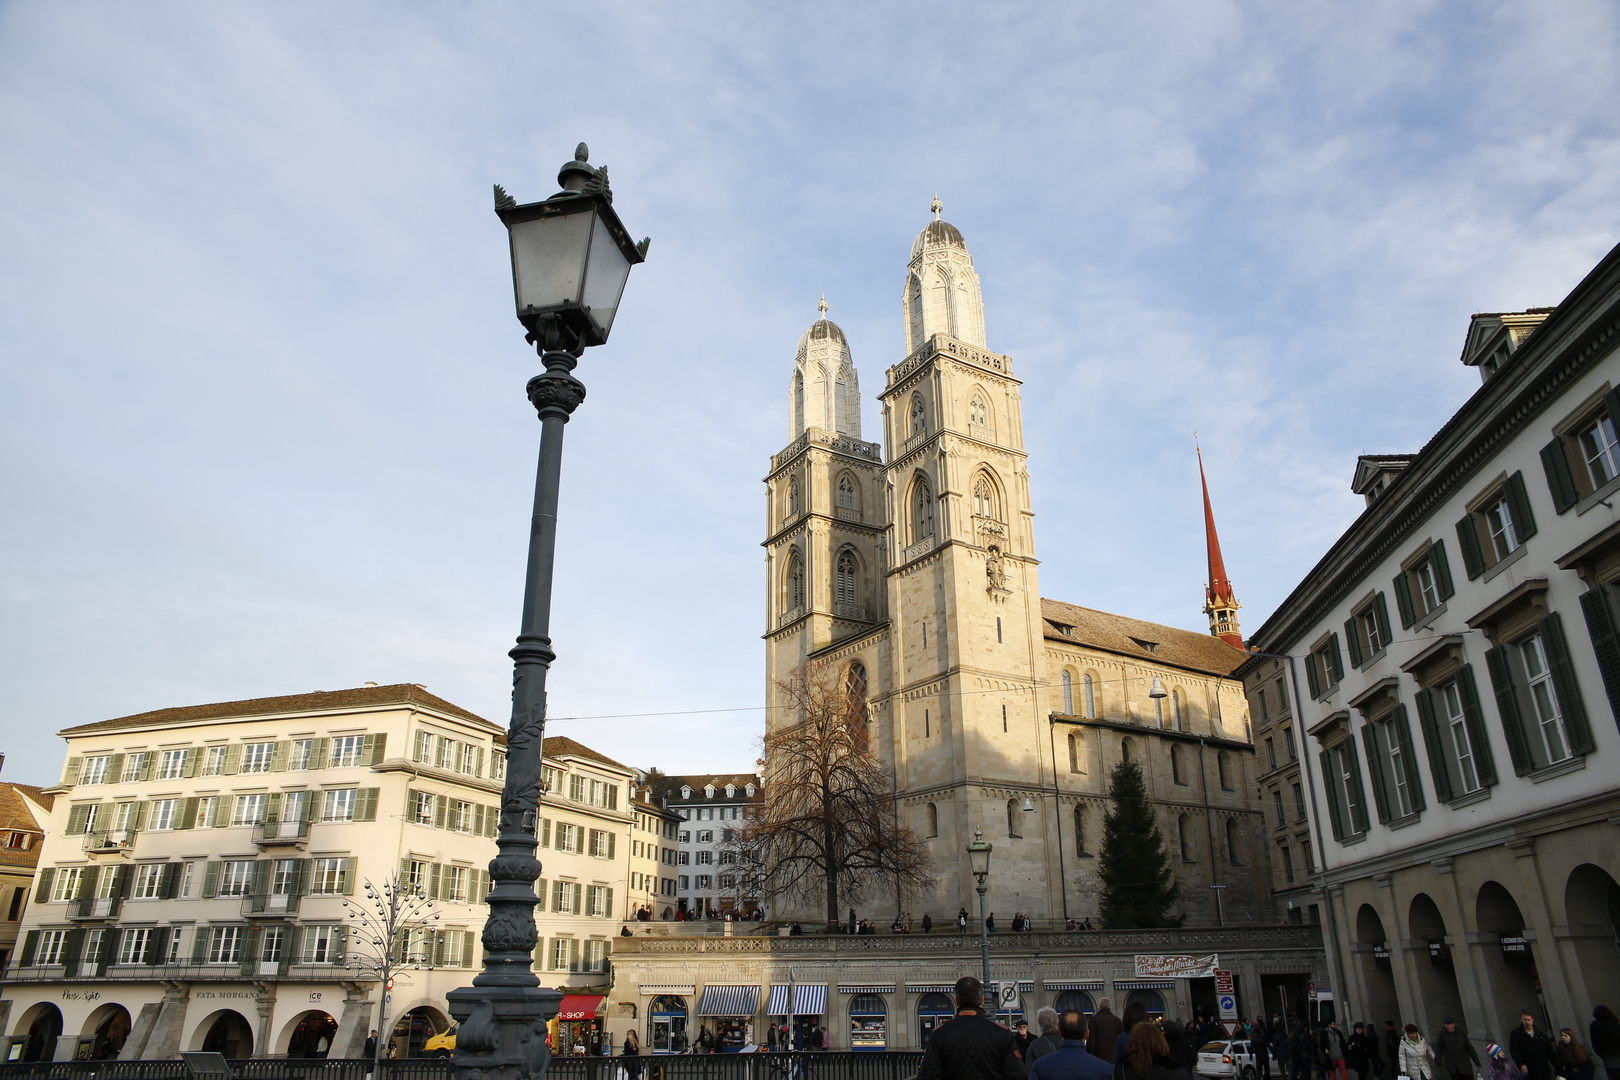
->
968, 843, 990, 877
580, 212, 634, 338
508, 211, 593, 314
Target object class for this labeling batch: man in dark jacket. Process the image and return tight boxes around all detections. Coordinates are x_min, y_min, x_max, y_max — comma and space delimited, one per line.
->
1510, 1012, 1553, 1080
1434, 1019, 1479, 1080
1087, 1000, 1124, 1065
1029, 1011, 1111, 1080
1253, 1020, 1273, 1080
1028, 1009, 1064, 1067
1384, 1024, 1401, 1079
916, 977, 1027, 1080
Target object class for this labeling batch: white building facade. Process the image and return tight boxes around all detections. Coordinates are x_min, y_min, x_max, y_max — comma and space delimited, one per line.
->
652, 775, 760, 920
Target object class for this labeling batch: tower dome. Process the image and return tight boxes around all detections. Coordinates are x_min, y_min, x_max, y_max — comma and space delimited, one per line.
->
902, 195, 987, 353
789, 297, 862, 441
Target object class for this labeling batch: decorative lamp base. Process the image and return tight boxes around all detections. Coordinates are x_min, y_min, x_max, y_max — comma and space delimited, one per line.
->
448, 985, 564, 1080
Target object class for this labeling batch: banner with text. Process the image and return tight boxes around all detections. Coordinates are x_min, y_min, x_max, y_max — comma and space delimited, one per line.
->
1133, 954, 1220, 978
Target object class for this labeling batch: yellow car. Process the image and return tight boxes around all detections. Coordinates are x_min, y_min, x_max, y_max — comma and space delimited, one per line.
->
424, 1024, 456, 1058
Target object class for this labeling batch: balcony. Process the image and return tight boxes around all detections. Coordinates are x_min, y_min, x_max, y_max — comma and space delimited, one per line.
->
82, 829, 137, 855
834, 603, 868, 621
70, 895, 121, 920
242, 892, 301, 918
253, 819, 310, 847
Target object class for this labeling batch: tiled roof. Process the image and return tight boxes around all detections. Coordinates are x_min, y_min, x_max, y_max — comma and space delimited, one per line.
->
0, 783, 48, 869
1040, 598, 1247, 678
654, 774, 762, 804
59, 684, 500, 737
8, 784, 54, 812
543, 736, 632, 774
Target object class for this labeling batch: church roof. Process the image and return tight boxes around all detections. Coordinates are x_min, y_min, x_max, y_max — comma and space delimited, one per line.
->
1039, 598, 1247, 677
911, 219, 967, 259
799, 318, 847, 347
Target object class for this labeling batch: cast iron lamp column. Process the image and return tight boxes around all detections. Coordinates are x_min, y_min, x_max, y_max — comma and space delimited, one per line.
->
448, 144, 648, 1080
967, 827, 993, 997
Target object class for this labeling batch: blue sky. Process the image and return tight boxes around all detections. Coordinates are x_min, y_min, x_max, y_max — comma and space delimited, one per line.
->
2, 1, 1618, 784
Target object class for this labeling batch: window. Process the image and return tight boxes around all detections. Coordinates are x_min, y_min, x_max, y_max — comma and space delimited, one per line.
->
1546, 393, 1620, 512
1121, 737, 1133, 764
1178, 815, 1195, 862
331, 736, 365, 768
911, 475, 935, 541
1217, 750, 1233, 791
970, 394, 989, 428
310, 858, 347, 895
588, 829, 614, 858
1439, 681, 1480, 792
241, 742, 274, 774
1306, 634, 1344, 697
158, 749, 187, 780
1073, 805, 1086, 854
926, 802, 938, 837
301, 926, 340, 963
121, 753, 149, 783
460, 744, 477, 774
195, 796, 219, 829
436, 738, 456, 770
219, 860, 254, 896
209, 926, 244, 964
202, 746, 227, 776
1006, 798, 1020, 839
696, 874, 712, 889
413, 791, 435, 825
289, 739, 313, 770
836, 551, 858, 607
1322, 741, 1370, 840
118, 927, 151, 965
1417, 669, 1497, 800
586, 885, 610, 917
552, 881, 582, 914
1265, 738, 1276, 770
973, 475, 996, 519
1083, 673, 1095, 718
787, 476, 801, 517
404, 860, 427, 894
1521, 633, 1572, 763
1366, 711, 1422, 820
1283, 727, 1297, 761
696, 851, 713, 865
554, 823, 580, 853
679, 875, 689, 890
149, 798, 177, 831
1257, 685, 1270, 722
1292, 783, 1306, 821
1067, 732, 1084, 773
272, 860, 298, 895
678, 831, 689, 844
81, 756, 110, 785
133, 863, 164, 899
260, 926, 284, 965
1279, 844, 1295, 884
1062, 670, 1073, 714
837, 475, 857, 511
451, 800, 472, 832
1344, 593, 1393, 667
1271, 789, 1286, 829
1225, 819, 1243, 865
38, 929, 69, 965
1393, 542, 1454, 628
910, 395, 927, 438
444, 866, 468, 902
1581, 411, 1620, 486
1172, 689, 1184, 731
414, 731, 434, 763
542, 766, 564, 794
491, 752, 506, 780
549, 936, 576, 972
787, 553, 805, 611
232, 794, 265, 827
582, 937, 607, 971
322, 789, 356, 822
1170, 744, 1186, 785
1457, 473, 1538, 579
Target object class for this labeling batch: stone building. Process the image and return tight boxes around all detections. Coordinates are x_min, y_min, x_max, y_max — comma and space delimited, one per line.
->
650, 775, 760, 920
0, 685, 646, 1061
1245, 239, 1620, 1043
761, 200, 1272, 928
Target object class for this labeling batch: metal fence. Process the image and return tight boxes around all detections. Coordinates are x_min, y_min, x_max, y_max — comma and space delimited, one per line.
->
0, 1054, 922, 1080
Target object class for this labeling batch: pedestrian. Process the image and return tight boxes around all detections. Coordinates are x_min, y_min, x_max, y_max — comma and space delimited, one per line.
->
1434, 1019, 1480, 1080
1113, 1023, 1194, 1080
1252, 1017, 1273, 1080
1591, 1009, 1620, 1080
849, 908, 858, 935
1117, 1001, 1150, 1062
316, 1031, 331, 1059
1089, 1000, 1125, 1066
1362, 1023, 1383, 1080
1399, 1025, 1436, 1080
364, 1030, 378, 1060
960, 908, 970, 934
915, 976, 1026, 1080
923, 913, 934, 934
1383, 1024, 1401, 1079
1320, 1021, 1349, 1080
1029, 1010, 1111, 1080
1015, 1020, 1035, 1059
1344, 1024, 1369, 1080
1290, 1024, 1315, 1080
1555, 1031, 1594, 1080
623, 1031, 642, 1080
988, 913, 998, 934
1489, 1045, 1518, 1080
1513, 1011, 1556, 1080
1028, 1009, 1064, 1067
1162, 1021, 1196, 1073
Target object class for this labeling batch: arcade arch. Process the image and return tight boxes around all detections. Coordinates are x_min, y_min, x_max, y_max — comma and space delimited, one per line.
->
82, 1003, 132, 1060
280, 1009, 338, 1058
1476, 881, 1542, 1036
1564, 863, 1620, 1011
13, 1002, 62, 1062
1406, 893, 1464, 1031
189, 1009, 254, 1059
1353, 904, 1399, 1022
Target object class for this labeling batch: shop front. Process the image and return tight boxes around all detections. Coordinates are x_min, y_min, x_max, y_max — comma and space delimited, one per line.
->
695, 985, 760, 1052
644, 989, 693, 1054
553, 994, 606, 1055
1114, 981, 1173, 1019
843, 989, 891, 1051
913, 987, 957, 1044
766, 983, 827, 1050
1045, 982, 1102, 1017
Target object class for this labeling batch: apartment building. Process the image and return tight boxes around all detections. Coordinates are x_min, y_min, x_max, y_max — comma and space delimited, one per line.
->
652, 775, 760, 919
623, 779, 681, 922
0, 781, 51, 977
1, 686, 642, 1063
1235, 657, 1319, 927
1247, 238, 1620, 1043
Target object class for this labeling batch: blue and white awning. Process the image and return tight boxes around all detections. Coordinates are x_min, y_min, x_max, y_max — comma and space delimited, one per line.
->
766, 983, 828, 1016
906, 984, 958, 995
1043, 981, 1104, 991
697, 985, 761, 1017
838, 985, 896, 995
1112, 980, 1175, 990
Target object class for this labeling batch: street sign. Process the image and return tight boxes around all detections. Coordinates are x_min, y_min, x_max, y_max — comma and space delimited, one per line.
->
1218, 994, 1237, 1018
1307, 981, 1316, 1000
1222, 1021, 1239, 1038
998, 981, 1022, 1015
1214, 968, 1234, 994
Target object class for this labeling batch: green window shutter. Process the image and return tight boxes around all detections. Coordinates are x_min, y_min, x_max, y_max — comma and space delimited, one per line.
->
369, 733, 388, 765
250, 860, 271, 898
428, 863, 442, 900
265, 792, 282, 823
240, 927, 261, 976
1485, 646, 1534, 775
191, 927, 210, 964
605, 887, 614, 918
79, 866, 100, 906
65, 805, 92, 836
1344, 740, 1370, 834
309, 738, 329, 770
1540, 611, 1595, 754
160, 862, 182, 899
62, 928, 85, 967
413, 734, 425, 763
1328, 633, 1344, 682
1305, 657, 1320, 699
607, 833, 616, 860
553, 879, 564, 913
433, 931, 447, 967
341, 857, 357, 895
569, 938, 580, 972
62, 757, 82, 786
536, 878, 547, 911
182, 747, 199, 778
295, 860, 311, 896
176, 797, 198, 830
1391, 704, 1426, 812
473, 804, 486, 836
34, 867, 55, 903
1413, 691, 1453, 803
107, 754, 125, 784
139, 754, 157, 782
222, 744, 242, 775
535, 938, 549, 970
19, 930, 39, 966
1343, 619, 1363, 668
1361, 725, 1392, 823
202, 861, 222, 899
271, 741, 290, 772
1578, 587, 1620, 734
1456, 515, 1485, 580
131, 802, 149, 830
1372, 594, 1391, 650
1394, 573, 1416, 629
475, 747, 485, 777
434, 796, 447, 829
146, 927, 170, 965
540, 818, 551, 848
1541, 438, 1580, 514
1430, 541, 1455, 601
355, 789, 379, 822
301, 794, 319, 824
1505, 471, 1537, 541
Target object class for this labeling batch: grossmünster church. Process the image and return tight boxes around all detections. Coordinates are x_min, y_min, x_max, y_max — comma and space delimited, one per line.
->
763, 201, 1271, 927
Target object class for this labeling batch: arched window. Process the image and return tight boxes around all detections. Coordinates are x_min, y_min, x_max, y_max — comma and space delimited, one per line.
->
1054, 990, 1094, 1015
1084, 674, 1096, 718
1154, 696, 1164, 727
1171, 744, 1186, 785
786, 553, 805, 611
787, 476, 801, 517
1217, 750, 1233, 791
1067, 733, 1079, 773
792, 371, 804, 434
1062, 670, 1074, 714
1178, 815, 1195, 862
1225, 818, 1243, 864
837, 475, 857, 511
1073, 805, 1086, 855
910, 395, 928, 438
1121, 737, 1134, 765
836, 551, 858, 607
974, 475, 995, 519
1172, 689, 1184, 731
845, 661, 869, 734
1006, 798, 1020, 839
970, 395, 989, 428
926, 802, 938, 838
911, 476, 935, 542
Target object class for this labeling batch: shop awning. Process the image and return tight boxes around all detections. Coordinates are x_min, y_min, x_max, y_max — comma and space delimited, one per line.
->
838, 985, 896, 995
906, 984, 958, 994
1043, 981, 1104, 991
697, 985, 761, 1017
766, 984, 828, 1016
557, 994, 604, 1020
1111, 980, 1175, 990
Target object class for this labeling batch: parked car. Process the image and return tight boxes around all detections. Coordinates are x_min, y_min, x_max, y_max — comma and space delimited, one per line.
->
1197, 1040, 1257, 1080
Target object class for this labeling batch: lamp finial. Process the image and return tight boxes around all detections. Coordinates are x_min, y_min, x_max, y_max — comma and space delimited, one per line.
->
575, 143, 589, 162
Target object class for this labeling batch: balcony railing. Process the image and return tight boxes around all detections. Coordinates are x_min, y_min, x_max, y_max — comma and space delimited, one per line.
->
253, 819, 310, 846
242, 892, 301, 917
70, 895, 121, 920
82, 830, 137, 854
834, 603, 868, 621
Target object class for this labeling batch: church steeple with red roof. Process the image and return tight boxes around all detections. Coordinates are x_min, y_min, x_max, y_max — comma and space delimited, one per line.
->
1199, 446, 1244, 649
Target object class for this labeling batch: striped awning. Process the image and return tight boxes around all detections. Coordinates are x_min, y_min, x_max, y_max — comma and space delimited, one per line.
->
839, 985, 896, 995
640, 984, 696, 996
697, 985, 760, 1017
1112, 980, 1175, 990
907, 984, 958, 994
766, 983, 828, 1016
1017, 981, 1035, 993
1043, 981, 1104, 991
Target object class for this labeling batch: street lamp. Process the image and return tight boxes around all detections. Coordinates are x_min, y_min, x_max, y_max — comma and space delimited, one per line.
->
447, 143, 648, 1080
967, 827, 993, 995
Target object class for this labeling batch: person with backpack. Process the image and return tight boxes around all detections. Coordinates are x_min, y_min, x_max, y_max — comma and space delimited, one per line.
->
1028, 1009, 1065, 1067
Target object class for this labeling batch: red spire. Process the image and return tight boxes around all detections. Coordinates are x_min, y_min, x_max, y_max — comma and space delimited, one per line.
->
1199, 446, 1244, 649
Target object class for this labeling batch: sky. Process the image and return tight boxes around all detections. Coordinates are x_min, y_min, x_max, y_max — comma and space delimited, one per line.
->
3, 1, 1619, 786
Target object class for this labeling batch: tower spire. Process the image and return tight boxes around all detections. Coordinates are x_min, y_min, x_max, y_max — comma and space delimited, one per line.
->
1198, 443, 1244, 649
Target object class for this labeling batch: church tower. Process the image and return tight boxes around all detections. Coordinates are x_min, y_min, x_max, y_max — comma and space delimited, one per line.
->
1200, 447, 1244, 649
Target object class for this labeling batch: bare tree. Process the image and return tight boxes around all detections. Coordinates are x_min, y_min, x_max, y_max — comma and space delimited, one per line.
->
732, 659, 933, 929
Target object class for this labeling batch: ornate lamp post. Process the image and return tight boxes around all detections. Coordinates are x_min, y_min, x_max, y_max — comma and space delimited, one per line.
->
448, 143, 648, 1080
966, 827, 993, 995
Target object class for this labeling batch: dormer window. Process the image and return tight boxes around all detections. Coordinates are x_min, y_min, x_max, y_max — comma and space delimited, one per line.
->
704, 785, 715, 798
680, 786, 691, 799
725, 785, 735, 798
745, 784, 755, 796
1130, 638, 1158, 655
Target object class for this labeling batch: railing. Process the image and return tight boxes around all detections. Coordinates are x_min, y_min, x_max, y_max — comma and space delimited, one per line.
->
253, 820, 311, 845
778, 607, 806, 628
833, 603, 867, 621
617, 923, 1323, 955
833, 507, 862, 523
82, 830, 138, 853
900, 538, 933, 563
71, 896, 121, 920
0, 1054, 922, 1080
242, 892, 301, 917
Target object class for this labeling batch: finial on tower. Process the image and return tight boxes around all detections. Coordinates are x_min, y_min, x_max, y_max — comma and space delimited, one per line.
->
930, 193, 943, 220
818, 294, 829, 319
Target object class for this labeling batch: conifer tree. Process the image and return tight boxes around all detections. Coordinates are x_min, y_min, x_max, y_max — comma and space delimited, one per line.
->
1096, 759, 1183, 928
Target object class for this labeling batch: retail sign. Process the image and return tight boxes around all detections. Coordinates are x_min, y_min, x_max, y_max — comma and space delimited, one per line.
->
1501, 936, 1530, 962
1134, 954, 1219, 978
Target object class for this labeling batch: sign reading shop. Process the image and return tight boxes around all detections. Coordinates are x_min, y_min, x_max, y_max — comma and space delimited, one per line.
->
1134, 954, 1220, 978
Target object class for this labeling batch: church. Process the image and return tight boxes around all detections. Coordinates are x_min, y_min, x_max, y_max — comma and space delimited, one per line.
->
762, 201, 1274, 927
